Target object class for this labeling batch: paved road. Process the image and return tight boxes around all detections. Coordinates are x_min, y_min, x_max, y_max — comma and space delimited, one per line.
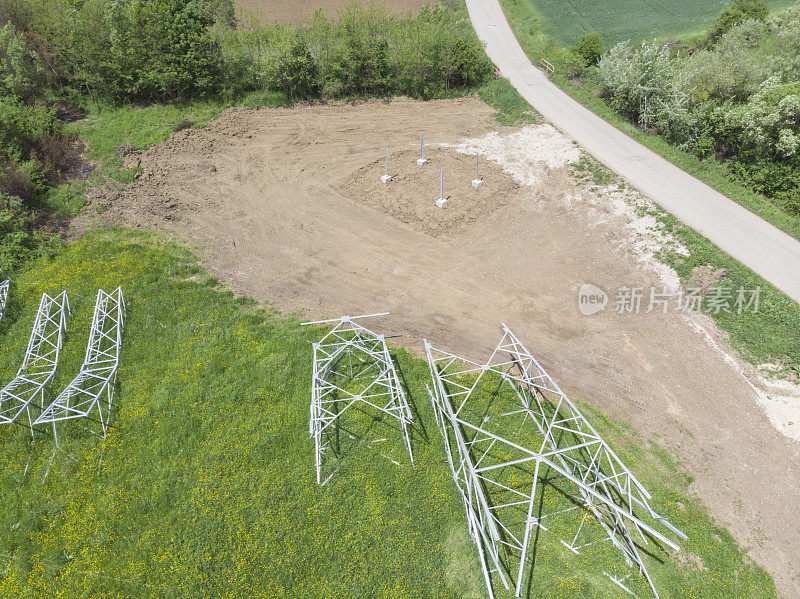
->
466, 0, 800, 304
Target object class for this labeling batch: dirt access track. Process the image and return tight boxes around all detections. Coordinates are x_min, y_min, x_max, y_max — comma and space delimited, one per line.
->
75, 97, 800, 596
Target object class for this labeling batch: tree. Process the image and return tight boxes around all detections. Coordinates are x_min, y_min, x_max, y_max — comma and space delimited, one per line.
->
438, 31, 489, 93
708, 0, 769, 44
0, 23, 44, 102
157, 0, 223, 99
686, 19, 770, 102
598, 41, 695, 138
575, 32, 603, 66
273, 34, 317, 100
337, 6, 392, 96
101, 0, 222, 101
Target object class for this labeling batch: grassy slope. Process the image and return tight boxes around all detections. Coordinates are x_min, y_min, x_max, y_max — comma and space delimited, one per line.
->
525, 0, 796, 44
33, 92, 287, 224
0, 231, 775, 597
497, 0, 800, 371
75, 93, 286, 184
76, 102, 227, 183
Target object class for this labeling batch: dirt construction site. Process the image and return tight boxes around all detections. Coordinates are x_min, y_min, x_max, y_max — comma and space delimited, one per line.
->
73, 97, 800, 596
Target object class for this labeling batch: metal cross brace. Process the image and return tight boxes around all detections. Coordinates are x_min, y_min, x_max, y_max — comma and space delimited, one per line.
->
425, 324, 686, 599
0, 291, 71, 433
35, 288, 126, 444
303, 314, 414, 485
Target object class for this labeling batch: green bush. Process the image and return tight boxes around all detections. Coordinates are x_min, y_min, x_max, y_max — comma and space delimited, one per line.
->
773, 10, 800, 80
100, 0, 222, 101
0, 22, 44, 101
708, 0, 770, 44
335, 6, 393, 96
10, 0, 223, 102
158, 0, 222, 98
272, 33, 318, 100
438, 28, 491, 92
598, 41, 694, 136
0, 192, 56, 275
575, 32, 603, 66
594, 4, 800, 215
0, 98, 61, 162
709, 78, 800, 160
4, 0, 491, 104
729, 159, 800, 213
0, 158, 47, 201
686, 20, 771, 102
331, 5, 490, 98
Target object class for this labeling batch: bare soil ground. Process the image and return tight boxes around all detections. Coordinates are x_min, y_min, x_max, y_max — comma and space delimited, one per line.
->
236, 0, 435, 24
73, 97, 800, 596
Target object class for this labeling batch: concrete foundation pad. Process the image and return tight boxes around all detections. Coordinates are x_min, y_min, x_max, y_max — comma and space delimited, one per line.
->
472, 179, 483, 188
436, 198, 448, 208
381, 175, 392, 184
416, 158, 428, 166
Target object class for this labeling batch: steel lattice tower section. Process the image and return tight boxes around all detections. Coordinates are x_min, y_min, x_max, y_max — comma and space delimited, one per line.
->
0, 291, 70, 433
35, 288, 126, 444
304, 314, 414, 486
0, 280, 9, 324
425, 324, 686, 599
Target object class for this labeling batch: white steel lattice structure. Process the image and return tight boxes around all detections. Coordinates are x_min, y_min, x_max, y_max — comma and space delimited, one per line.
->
304, 314, 414, 485
34, 288, 126, 444
0, 280, 9, 324
425, 324, 686, 599
0, 291, 70, 432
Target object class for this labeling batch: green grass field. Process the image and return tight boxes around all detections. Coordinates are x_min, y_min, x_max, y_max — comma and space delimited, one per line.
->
522, 0, 796, 44
0, 230, 776, 597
